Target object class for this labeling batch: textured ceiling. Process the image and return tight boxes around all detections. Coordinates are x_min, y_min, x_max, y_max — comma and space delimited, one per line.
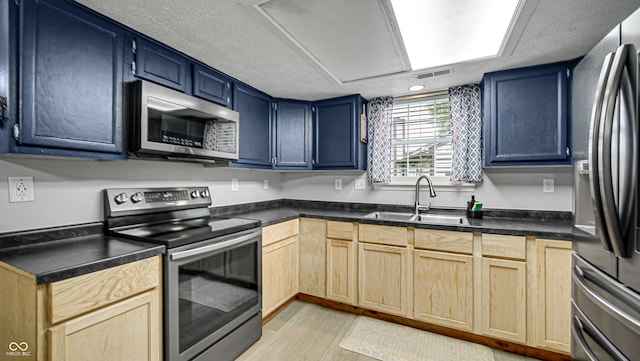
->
76, 0, 640, 100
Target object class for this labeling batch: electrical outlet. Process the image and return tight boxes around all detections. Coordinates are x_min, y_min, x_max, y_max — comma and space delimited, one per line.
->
231, 178, 239, 192
8, 176, 35, 203
335, 179, 342, 190
355, 179, 366, 190
263, 179, 269, 190
543, 179, 555, 193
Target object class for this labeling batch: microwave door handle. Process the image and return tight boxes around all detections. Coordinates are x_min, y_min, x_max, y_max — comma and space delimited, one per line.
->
600, 44, 632, 257
590, 51, 615, 252
170, 230, 260, 261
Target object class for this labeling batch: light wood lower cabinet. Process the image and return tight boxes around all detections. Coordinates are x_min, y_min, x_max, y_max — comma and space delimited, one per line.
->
414, 250, 473, 332
262, 235, 299, 316
0, 255, 162, 361
535, 239, 573, 353
49, 291, 160, 361
358, 242, 409, 317
481, 257, 527, 343
298, 218, 326, 298
326, 238, 357, 305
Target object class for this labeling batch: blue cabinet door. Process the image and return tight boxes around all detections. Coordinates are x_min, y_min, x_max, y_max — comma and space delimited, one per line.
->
313, 95, 366, 169
18, 0, 124, 156
483, 63, 571, 166
134, 36, 190, 93
193, 63, 232, 107
231, 83, 273, 167
274, 100, 312, 169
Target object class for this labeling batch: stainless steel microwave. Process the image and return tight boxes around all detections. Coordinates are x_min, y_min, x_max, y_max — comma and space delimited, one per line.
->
127, 80, 239, 162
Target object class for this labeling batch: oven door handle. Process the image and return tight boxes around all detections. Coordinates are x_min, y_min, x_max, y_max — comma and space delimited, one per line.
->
170, 230, 260, 261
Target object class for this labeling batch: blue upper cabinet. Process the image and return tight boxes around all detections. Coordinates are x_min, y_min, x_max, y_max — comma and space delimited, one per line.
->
231, 83, 273, 168
193, 63, 232, 108
14, 0, 125, 158
274, 99, 312, 169
133, 36, 191, 93
482, 62, 571, 166
312, 95, 366, 170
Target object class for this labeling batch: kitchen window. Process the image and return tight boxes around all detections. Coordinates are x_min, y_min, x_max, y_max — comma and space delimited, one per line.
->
390, 93, 453, 183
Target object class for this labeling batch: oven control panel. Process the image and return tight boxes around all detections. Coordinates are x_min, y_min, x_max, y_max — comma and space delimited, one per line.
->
104, 187, 212, 217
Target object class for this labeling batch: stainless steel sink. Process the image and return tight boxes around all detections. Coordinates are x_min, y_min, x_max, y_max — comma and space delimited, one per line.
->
363, 211, 469, 225
414, 213, 470, 225
363, 211, 417, 221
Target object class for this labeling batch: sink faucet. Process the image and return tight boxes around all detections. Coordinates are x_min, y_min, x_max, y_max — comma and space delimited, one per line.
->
414, 175, 437, 214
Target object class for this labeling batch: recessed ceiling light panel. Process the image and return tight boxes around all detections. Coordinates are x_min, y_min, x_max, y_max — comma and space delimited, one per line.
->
409, 85, 425, 91
391, 0, 522, 70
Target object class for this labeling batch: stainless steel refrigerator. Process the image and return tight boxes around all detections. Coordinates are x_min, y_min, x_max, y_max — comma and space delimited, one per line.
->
572, 6, 640, 361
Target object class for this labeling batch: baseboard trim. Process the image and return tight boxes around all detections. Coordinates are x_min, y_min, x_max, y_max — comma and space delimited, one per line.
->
295, 293, 571, 361
262, 296, 297, 325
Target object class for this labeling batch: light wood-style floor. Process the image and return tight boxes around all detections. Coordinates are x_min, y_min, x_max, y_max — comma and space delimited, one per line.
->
237, 301, 540, 361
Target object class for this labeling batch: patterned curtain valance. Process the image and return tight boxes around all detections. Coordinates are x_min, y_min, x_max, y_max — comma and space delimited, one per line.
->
449, 85, 482, 183
367, 96, 394, 183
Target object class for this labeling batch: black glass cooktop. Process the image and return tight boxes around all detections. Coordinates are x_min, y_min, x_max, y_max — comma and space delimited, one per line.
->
112, 217, 260, 248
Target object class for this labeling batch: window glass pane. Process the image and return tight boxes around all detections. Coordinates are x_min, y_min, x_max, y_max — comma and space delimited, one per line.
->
391, 96, 452, 177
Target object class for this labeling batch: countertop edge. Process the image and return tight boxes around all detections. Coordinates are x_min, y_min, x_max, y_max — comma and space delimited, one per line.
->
34, 245, 165, 284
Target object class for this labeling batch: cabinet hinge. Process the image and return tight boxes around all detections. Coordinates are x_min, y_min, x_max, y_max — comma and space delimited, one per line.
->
312, 159, 315, 165
272, 157, 277, 164
226, 82, 231, 89
14, 0, 20, 6
566, 147, 571, 157
12, 123, 19, 141
566, 68, 571, 78
131, 61, 136, 75
226, 96, 230, 104
312, 106, 316, 112
272, 103, 278, 111
131, 39, 137, 54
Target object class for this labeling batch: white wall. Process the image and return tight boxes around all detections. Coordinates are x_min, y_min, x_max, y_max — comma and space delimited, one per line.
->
0, 157, 573, 234
0, 158, 284, 233
281, 167, 573, 211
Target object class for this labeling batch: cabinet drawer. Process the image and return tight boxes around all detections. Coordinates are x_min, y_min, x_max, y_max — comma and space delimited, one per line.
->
263, 219, 299, 247
358, 224, 407, 247
327, 221, 353, 240
414, 229, 473, 254
49, 256, 161, 324
481, 234, 526, 260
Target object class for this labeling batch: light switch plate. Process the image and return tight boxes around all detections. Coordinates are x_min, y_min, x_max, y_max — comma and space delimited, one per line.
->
543, 179, 554, 193
335, 179, 342, 190
263, 179, 269, 190
231, 178, 239, 192
355, 179, 366, 190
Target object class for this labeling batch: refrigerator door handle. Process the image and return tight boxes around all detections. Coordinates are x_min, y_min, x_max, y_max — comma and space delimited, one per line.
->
574, 265, 640, 334
589, 51, 615, 252
599, 44, 637, 257
617, 64, 638, 249
572, 303, 631, 361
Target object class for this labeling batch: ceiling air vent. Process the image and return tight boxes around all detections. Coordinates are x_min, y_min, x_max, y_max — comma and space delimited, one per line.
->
416, 69, 451, 79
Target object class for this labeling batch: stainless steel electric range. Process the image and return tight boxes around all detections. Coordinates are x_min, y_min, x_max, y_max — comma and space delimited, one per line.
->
103, 186, 262, 361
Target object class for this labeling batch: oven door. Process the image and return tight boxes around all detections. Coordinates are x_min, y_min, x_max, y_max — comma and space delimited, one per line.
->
165, 228, 261, 361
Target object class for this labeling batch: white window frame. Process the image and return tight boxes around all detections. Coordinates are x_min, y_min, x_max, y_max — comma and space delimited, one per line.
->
379, 92, 475, 192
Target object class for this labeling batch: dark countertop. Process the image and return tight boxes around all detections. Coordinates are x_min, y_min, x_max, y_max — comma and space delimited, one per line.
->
0, 232, 164, 284
0, 199, 573, 285
219, 200, 574, 240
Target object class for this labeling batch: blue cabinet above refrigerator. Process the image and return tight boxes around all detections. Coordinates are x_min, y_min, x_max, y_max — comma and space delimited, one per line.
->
482, 62, 572, 167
